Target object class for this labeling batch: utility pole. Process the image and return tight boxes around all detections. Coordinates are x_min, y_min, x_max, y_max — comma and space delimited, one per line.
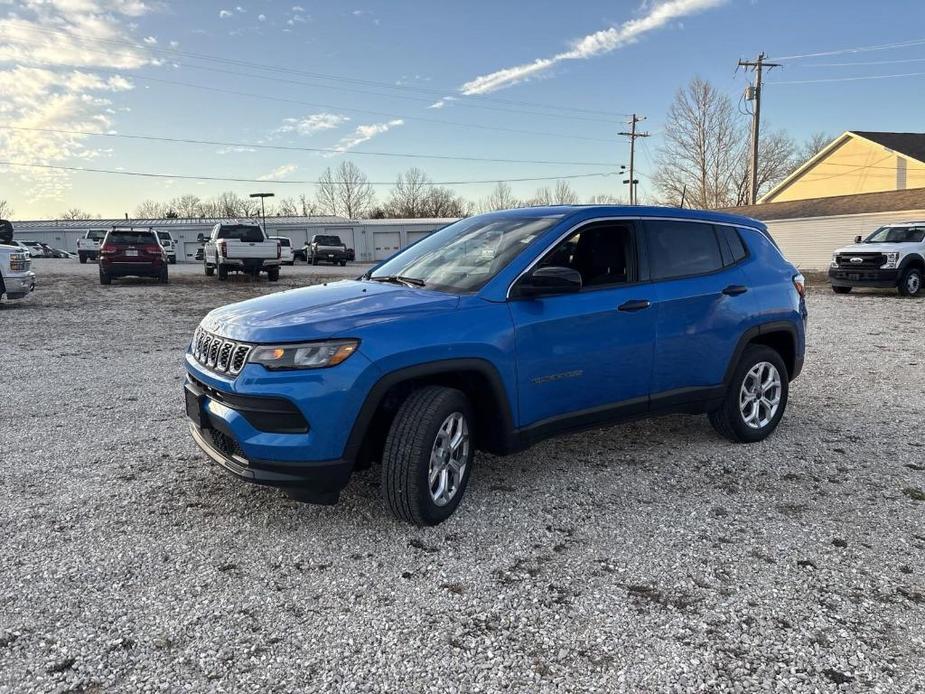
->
619, 114, 649, 205
738, 52, 781, 205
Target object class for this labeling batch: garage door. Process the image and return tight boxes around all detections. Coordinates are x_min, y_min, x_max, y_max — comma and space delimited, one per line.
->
373, 231, 401, 260
183, 241, 203, 262
407, 231, 431, 245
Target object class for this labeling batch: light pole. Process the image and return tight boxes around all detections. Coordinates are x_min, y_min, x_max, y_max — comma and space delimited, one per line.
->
249, 192, 274, 237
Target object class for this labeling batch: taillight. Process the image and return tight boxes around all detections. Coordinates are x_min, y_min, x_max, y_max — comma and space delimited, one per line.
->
144, 244, 162, 255
218, 241, 227, 258
101, 244, 117, 255
277, 242, 281, 259
792, 273, 806, 299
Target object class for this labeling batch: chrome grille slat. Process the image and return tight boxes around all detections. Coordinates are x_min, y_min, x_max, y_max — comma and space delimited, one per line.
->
191, 327, 251, 377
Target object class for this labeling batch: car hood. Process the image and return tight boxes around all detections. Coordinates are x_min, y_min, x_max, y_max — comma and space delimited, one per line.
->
834, 242, 921, 254
202, 279, 460, 343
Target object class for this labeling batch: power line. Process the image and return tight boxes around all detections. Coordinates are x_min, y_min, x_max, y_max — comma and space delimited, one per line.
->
0, 24, 630, 120
770, 37, 925, 62
799, 56, 925, 68
769, 71, 925, 85
0, 125, 616, 167
0, 161, 619, 186
79, 70, 618, 144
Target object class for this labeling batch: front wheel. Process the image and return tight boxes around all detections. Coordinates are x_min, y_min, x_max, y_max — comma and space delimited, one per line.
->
898, 267, 922, 297
204, 261, 214, 276
267, 266, 280, 282
709, 345, 789, 443
217, 264, 228, 281
382, 386, 474, 526
79, 253, 87, 264
832, 285, 852, 294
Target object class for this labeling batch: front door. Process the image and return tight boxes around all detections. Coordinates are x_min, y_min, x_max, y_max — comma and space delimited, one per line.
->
509, 221, 656, 428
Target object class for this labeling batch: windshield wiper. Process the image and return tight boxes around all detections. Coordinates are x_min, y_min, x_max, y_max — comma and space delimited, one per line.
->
369, 275, 426, 288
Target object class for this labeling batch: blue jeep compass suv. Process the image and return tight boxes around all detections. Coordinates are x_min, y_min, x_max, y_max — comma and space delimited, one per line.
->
185, 206, 807, 526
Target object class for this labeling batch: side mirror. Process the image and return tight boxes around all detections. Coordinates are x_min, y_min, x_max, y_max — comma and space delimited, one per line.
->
854, 235, 863, 244
516, 266, 582, 298
197, 233, 206, 242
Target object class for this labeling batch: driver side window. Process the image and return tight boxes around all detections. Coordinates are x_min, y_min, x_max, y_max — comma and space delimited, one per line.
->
538, 222, 636, 288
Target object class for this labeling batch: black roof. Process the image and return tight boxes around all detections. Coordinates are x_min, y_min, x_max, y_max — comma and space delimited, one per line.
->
852, 131, 925, 163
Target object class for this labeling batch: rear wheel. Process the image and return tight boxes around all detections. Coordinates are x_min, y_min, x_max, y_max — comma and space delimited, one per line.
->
311, 256, 318, 266
898, 267, 922, 297
267, 266, 280, 282
382, 386, 474, 526
159, 266, 169, 284
99, 269, 111, 285
79, 253, 87, 264
709, 345, 789, 443
217, 264, 228, 281
832, 285, 852, 294
204, 261, 214, 276
169, 256, 176, 265
339, 260, 347, 267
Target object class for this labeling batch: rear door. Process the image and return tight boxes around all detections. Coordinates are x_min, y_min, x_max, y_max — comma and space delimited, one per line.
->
644, 220, 757, 396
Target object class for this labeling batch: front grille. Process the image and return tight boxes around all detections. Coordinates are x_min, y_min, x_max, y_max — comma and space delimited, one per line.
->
835, 252, 885, 269
191, 327, 251, 376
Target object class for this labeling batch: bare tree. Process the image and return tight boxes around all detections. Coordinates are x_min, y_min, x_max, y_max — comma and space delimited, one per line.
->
275, 197, 299, 216
587, 193, 625, 204
732, 129, 798, 205
386, 167, 431, 218
478, 182, 520, 213
526, 180, 580, 206
170, 194, 204, 218
298, 193, 320, 217
135, 199, 166, 218
60, 208, 96, 220
799, 131, 834, 162
315, 162, 375, 219
652, 78, 745, 209
0, 200, 14, 219
421, 186, 470, 218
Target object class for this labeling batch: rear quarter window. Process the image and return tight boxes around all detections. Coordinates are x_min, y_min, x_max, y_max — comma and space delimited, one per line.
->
646, 220, 724, 280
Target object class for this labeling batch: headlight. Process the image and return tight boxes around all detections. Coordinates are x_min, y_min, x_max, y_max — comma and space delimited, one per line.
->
249, 339, 359, 370
830, 253, 838, 268
882, 252, 899, 269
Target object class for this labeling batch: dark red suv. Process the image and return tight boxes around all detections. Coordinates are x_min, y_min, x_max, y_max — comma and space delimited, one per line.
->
99, 228, 169, 285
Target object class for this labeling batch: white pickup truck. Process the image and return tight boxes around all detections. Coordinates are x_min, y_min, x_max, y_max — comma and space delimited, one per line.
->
1, 220, 36, 304
829, 222, 925, 297
202, 222, 281, 281
77, 229, 108, 263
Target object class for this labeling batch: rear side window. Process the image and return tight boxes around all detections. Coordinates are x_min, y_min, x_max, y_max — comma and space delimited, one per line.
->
717, 226, 748, 266
276, 238, 291, 247
107, 231, 157, 245
218, 225, 264, 242
646, 221, 723, 280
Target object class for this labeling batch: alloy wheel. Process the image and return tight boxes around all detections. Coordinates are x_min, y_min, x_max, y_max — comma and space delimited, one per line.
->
739, 362, 782, 430
428, 412, 469, 506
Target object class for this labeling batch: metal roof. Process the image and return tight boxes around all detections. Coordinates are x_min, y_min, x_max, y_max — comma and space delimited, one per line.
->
11, 215, 349, 230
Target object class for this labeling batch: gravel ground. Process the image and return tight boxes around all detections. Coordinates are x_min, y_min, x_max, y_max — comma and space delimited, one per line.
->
1, 260, 923, 693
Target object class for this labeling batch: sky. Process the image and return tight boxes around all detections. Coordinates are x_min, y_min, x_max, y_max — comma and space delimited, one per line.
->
2, 0, 925, 219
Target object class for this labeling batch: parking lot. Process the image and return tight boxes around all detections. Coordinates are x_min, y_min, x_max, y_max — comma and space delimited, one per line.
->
1, 260, 923, 692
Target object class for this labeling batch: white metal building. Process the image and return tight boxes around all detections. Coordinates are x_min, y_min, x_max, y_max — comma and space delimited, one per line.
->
11, 216, 458, 263
722, 187, 925, 270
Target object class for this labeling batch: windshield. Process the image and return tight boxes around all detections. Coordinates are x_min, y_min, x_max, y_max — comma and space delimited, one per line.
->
157, 231, 171, 241
369, 215, 561, 293
87, 230, 107, 241
218, 225, 264, 242
273, 237, 291, 247
865, 226, 925, 244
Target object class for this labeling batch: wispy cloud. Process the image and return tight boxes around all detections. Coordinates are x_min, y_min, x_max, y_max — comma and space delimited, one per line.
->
258, 163, 298, 181
216, 146, 258, 155
278, 113, 350, 136
329, 119, 404, 155
427, 96, 456, 110
219, 10, 233, 18
460, 0, 726, 95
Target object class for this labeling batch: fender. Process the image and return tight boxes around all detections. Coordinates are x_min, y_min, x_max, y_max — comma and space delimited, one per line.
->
723, 321, 801, 384
342, 358, 517, 461
898, 253, 925, 274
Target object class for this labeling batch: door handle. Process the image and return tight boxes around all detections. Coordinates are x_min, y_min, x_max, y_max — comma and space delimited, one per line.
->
618, 299, 652, 312
722, 285, 749, 296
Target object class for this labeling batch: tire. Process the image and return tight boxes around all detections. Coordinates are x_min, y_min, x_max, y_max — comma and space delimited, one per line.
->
204, 261, 214, 277
159, 266, 169, 284
339, 260, 347, 267
898, 267, 922, 297
832, 285, 852, 294
709, 345, 789, 444
99, 270, 111, 285
382, 386, 475, 526
217, 264, 228, 281
311, 256, 318, 266
79, 253, 87, 264
169, 256, 177, 265
267, 266, 280, 282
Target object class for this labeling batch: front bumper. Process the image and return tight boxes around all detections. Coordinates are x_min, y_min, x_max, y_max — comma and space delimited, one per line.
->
828, 267, 898, 288
3, 271, 36, 299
